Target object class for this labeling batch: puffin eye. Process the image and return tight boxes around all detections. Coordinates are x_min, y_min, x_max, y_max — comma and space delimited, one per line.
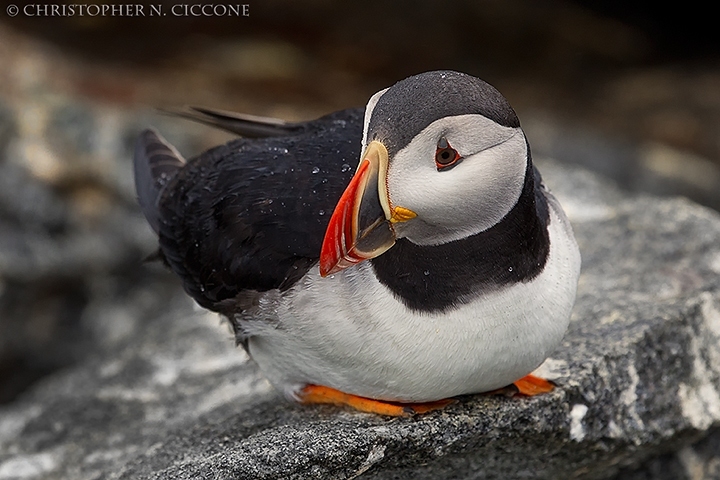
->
435, 137, 462, 170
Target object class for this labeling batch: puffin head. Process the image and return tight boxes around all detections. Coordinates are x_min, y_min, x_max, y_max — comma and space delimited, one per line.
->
319, 70, 529, 277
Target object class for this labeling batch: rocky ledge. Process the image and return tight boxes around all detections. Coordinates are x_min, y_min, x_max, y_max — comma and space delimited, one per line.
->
2, 159, 720, 480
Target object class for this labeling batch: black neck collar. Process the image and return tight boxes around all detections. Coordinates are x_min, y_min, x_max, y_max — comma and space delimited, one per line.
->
370, 155, 550, 313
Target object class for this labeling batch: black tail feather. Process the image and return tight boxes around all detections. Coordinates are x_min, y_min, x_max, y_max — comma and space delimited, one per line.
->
159, 106, 306, 138
133, 129, 184, 234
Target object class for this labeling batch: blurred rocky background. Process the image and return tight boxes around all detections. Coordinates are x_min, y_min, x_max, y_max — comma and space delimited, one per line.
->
1, 0, 720, 478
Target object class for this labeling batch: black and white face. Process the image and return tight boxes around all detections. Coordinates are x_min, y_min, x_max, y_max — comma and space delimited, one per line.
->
380, 113, 527, 246
362, 73, 528, 246
320, 70, 529, 276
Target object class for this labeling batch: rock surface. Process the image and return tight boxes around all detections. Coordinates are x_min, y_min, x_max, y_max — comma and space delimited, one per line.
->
2, 159, 720, 479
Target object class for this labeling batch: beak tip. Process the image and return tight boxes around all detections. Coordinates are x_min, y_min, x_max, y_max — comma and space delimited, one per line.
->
318, 255, 354, 277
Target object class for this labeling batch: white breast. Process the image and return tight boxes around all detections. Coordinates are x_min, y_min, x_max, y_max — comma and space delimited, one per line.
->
245, 197, 580, 403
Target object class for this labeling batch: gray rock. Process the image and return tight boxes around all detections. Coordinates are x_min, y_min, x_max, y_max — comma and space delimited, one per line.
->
615, 428, 720, 479
0, 100, 16, 159
2, 160, 720, 480
0, 91, 234, 405
525, 116, 720, 212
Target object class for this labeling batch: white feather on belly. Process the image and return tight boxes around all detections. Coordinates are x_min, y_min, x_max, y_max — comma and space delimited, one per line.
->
246, 200, 580, 403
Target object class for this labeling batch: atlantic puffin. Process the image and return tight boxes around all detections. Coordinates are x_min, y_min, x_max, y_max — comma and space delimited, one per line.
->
134, 70, 581, 415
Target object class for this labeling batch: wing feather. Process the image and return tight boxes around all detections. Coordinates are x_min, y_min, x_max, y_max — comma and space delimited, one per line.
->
136, 108, 364, 313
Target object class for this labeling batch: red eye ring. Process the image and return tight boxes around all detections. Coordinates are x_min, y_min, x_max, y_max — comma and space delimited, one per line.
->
435, 138, 461, 170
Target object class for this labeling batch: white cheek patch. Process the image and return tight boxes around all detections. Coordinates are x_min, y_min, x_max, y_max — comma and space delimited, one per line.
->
387, 115, 527, 245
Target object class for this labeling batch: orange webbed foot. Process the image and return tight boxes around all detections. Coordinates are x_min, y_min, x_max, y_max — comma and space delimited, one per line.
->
512, 374, 556, 396
299, 384, 455, 416
485, 374, 556, 397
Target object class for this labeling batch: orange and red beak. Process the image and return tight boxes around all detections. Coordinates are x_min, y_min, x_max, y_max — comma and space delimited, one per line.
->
319, 141, 416, 277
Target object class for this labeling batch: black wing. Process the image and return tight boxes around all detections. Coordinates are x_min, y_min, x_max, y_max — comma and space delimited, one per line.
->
135, 108, 363, 313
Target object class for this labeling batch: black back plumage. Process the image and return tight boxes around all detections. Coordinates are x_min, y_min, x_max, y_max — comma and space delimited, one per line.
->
137, 109, 362, 312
